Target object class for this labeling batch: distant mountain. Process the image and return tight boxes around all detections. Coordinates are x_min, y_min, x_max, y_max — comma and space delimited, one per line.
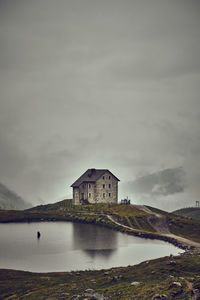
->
124, 167, 185, 197
173, 207, 200, 220
0, 182, 32, 210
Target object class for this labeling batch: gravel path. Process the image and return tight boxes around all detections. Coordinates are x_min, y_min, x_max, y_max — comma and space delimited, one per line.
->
106, 205, 200, 249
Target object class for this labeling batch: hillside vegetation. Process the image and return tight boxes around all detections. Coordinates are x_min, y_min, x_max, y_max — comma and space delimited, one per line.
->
1, 200, 200, 248
173, 207, 200, 221
1, 200, 200, 299
0, 251, 200, 299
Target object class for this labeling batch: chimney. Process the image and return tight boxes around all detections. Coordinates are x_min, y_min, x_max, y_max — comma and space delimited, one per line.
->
88, 168, 96, 177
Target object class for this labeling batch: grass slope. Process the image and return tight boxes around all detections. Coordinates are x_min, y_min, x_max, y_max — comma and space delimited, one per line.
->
0, 251, 200, 299
173, 207, 200, 221
1, 200, 200, 247
1, 200, 200, 299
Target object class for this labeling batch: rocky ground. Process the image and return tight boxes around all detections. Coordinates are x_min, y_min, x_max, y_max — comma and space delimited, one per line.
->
0, 250, 200, 299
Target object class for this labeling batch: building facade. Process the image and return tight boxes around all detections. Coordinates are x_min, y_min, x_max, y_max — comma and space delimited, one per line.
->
71, 169, 120, 205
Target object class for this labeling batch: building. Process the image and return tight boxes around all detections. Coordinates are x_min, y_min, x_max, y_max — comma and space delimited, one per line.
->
71, 168, 120, 205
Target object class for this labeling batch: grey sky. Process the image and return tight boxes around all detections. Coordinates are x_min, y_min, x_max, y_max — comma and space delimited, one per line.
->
0, 0, 200, 209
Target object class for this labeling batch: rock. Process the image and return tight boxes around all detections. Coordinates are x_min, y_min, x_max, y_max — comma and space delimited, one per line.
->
110, 275, 123, 282
131, 281, 140, 286
171, 281, 182, 287
71, 295, 81, 300
83, 289, 109, 300
84, 288, 95, 296
167, 261, 176, 266
83, 291, 108, 300
152, 294, 168, 299
90, 293, 107, 300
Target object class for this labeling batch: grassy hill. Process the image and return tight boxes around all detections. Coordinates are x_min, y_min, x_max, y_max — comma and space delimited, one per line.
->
173, 207, 200, 221
1, 200, 200, 299
1, 199, 200, 248
0, 251, 200, 299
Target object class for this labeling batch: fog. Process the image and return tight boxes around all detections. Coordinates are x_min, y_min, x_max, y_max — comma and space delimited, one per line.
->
0, 0, 199, 211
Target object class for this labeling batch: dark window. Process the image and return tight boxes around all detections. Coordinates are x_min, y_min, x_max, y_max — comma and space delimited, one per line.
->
89, 193, 91, 198
109, 184, 111, 188
109, 193, 111, 197
103, 184, 105, 188
103, 193, 105, 198
89, 184, 91, 188
109, 176, 111, 179
103, 176, 105, 180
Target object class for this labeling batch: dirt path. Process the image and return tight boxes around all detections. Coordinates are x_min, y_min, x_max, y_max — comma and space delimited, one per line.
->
106, 205, 200, 249
148, 214, 170, 234
134, 205, 200, 248
106, 215, 140, 232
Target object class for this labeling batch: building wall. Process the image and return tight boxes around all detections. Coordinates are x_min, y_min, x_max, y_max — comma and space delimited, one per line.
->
73, 187, 80, 205
95, 171, 118, 203
87, 183, 96, 203
72, 171, 119, 205
79, 183, 88, 202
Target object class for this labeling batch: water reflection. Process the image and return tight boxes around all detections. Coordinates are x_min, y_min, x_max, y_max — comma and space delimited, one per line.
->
0, 222, 183, 272
84, 249, 116, 259
72, 223, 117, 258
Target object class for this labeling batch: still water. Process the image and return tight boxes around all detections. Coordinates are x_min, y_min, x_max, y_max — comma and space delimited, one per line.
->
0, 222, 183, 272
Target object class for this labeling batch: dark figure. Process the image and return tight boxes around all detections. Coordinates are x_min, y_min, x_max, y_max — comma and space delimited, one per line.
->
37, 231, 41, 239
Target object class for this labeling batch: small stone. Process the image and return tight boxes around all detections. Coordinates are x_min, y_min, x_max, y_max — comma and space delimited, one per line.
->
171, 281, 182, 287
59, 292, 70, 299
84, 288, 95, 296
152, 294, 168, 299
131, 281, 140, 286
71, 295, 81, 300
167, 261, 176, 266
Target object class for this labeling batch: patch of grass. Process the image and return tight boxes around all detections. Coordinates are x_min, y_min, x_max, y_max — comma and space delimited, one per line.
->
0, 252, 200, 299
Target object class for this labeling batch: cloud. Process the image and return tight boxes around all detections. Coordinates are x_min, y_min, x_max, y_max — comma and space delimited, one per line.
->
0, 0, 199, 209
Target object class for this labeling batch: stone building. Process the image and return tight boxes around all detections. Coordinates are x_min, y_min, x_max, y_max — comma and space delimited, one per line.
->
71, 169, 120, 205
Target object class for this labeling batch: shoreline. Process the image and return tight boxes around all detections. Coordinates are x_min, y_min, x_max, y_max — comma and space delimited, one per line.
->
0, 212, 196, 251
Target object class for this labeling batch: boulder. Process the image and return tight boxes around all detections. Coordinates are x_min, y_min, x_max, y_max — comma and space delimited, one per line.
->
152, 294, 168, 299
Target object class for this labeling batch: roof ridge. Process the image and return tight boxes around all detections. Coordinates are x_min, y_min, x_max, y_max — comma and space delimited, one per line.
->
71, 169, 119, 187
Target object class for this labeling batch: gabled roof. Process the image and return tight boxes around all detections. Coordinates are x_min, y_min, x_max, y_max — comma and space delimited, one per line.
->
71, 169, 120, 187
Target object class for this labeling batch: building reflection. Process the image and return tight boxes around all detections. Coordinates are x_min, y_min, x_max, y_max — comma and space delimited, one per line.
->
72, 223, 117, 258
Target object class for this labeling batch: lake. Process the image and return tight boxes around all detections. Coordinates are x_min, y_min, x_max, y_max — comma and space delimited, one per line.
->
0, 222, 183, 272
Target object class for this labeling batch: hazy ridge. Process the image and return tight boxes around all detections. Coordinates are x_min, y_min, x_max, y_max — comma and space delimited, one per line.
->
0, 182, 32, 210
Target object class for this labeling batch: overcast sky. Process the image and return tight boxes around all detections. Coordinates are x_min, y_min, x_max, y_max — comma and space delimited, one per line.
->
0, 0, 200, 209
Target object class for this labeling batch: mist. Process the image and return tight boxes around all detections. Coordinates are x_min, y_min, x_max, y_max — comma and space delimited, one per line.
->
0, 0, 200, 211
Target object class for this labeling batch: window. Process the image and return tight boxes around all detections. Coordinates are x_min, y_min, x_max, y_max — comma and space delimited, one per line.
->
109, 184, 111, 188
102, 176, 105, 180
103, 184, 105, 188
103, 193, 105, 198
109, 193, 111, 197
89, 193, 91, 198
109, 176, 111, 179
89, 184, 91, 188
